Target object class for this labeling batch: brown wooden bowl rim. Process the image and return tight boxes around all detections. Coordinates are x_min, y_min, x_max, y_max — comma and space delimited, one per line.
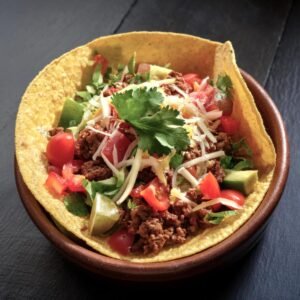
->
15, 69, 290, 281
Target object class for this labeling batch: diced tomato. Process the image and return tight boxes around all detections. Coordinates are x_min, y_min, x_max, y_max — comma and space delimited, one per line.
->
206, 103, 219, 112
62, 163, 74, 180
67, 175, 86, 193
47, 165, 62, 175
62, 162, 85, 193
45, 172, 67, 196
130, 184, 146, 198
137, 63, 150, 74
220, 189, 245, 209
199, 172, 221, 199
183, 73, 202, 86
107, 229, 134, 256
93, 54, 109, 75
220, 116, 239, 135
190, 85, 215, 107
46, 133, 75, 168
140, 178, 169, 211
102, 130, 132, 164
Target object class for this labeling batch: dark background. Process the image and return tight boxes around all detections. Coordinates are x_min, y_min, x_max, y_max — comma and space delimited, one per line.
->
1, 0, 299, 298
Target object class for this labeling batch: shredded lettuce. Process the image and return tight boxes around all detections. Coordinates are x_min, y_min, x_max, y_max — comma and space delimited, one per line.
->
204, 210, 237, 225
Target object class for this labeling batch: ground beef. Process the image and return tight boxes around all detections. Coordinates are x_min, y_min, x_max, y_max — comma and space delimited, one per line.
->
162, 71, 192, 96
207, 159, 225, 183
184, 147, 202, 161
169, 71, 192, 93
49, 127, 64, 136
74, 125, 105, 160
207, 132, 231, 153
80, 159, 112, 181
123, 200, 208, 255
186, 188, 202, 203
137, 167, 156, 184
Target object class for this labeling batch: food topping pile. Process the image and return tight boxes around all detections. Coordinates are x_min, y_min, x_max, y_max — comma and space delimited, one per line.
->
44, 53, 258, 255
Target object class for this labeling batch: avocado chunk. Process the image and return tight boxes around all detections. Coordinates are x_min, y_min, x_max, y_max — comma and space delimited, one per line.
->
88, 193, 120, 236
222, 170, 258, 195
149, 65, 172, 80
58, 98, 84, 129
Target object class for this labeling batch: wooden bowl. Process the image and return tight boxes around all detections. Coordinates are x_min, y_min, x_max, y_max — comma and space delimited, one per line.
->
15, 70, 289, 282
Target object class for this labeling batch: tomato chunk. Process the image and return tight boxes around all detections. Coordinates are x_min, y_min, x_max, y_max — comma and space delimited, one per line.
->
93, 54, 109, 75
45, 172, 67, 196
199, 172, 221, 199
137, 63, 150, 74
220, 189, 245, 209
130, 184, 146, 198
183, 73, 202, 86
220, 116, 239, 135
140, 178, 169, 211
46, 133, 75, 168
102, 130, 132, 164
107, 229, 134, 255
62, 162, 85, 193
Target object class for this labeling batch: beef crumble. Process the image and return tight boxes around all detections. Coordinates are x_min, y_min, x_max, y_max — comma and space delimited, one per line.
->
74, 124, 105, 160
80, 159, 112, 181
123, 199, 211, 255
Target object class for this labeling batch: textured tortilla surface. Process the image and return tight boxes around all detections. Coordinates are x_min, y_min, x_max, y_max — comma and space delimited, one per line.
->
15, 32, 275, 262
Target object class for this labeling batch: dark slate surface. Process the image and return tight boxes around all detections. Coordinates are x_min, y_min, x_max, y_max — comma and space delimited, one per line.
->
0, 0, 298, 298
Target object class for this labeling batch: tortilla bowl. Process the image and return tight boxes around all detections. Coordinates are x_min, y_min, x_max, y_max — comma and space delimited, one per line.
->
15, 32, 288, 277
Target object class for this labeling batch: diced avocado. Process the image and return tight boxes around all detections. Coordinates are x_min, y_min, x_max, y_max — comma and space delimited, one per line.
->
222, 170, 258, 195
88, 193, 120, 236
149, 65, 172, 80
58, 98, 84, 129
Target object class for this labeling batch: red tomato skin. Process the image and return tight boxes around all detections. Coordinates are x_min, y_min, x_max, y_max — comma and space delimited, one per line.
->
102, 131, 132, 163
130, 184, 146, 198
206, 103, 219, 112
137, 63, 150, 74
46, 133, 75, 168
67, 175, 86, 193
220, 116, 239, 135
107, 229, 134, 256
45, 172, 67, 196
93, 54, 109, 74
183, 73, 202, 86
47, 165, 62, 175
199, 172, 221, 199
62, 163, 85, 193
220, 189, 245, 208
140, 178, 170, 211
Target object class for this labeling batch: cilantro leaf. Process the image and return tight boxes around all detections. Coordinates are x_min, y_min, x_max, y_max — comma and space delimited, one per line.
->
220, 155, 253, 171
204, 210, 237, 225
127, 198, 138, 210
220, 155, 234, 169
64, 193, 89, 217
233, 158, 253, 170
170, 153, 184, 169
231, 138, 253, 157
132, 108, 189, 155
112, 88, 163, 120
216, 75, 232, 97
112, 88, 189, 155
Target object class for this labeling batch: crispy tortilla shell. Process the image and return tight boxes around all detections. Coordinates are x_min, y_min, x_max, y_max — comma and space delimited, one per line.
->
15, 32, 275, 262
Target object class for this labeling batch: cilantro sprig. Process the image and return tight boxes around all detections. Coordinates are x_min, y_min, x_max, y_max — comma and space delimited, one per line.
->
112, 88, 189, 155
